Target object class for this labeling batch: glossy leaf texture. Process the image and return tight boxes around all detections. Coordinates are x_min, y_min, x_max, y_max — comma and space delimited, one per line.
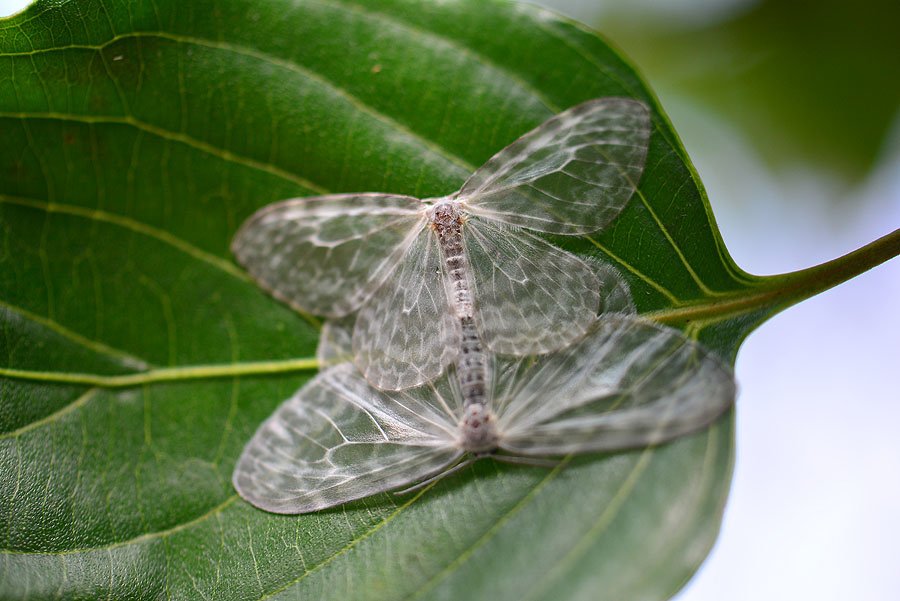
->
3, 0, 885, 599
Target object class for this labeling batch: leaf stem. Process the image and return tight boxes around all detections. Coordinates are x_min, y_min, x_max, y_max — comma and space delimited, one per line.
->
647, 228, 900, 326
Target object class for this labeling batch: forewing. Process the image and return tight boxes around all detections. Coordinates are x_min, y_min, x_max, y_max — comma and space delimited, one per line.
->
354, 228, 460, 390
233, 364, 462, 514
465, 218, 599, 356
460, 97, 651, 235
232, 194, 425, 317
592, 259, 636, 315
316, 317, 355, 368
496, 315, 735, 455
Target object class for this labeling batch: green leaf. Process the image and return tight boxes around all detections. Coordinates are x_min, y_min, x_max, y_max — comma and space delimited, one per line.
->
0, 1, 896, 600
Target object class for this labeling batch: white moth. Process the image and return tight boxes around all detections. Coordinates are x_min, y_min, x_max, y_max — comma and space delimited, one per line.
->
231, 98, 652, 391
233, 313, 736, 514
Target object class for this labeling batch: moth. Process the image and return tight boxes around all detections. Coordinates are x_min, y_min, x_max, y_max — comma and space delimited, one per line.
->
231, 97, 652, 391
233, 313, 736, 514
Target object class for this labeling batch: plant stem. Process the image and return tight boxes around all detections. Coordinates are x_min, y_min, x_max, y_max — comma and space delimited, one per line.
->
649, 228, 900, 326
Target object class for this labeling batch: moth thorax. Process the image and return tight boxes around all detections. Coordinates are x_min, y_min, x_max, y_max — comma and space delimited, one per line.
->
429, 200, 463, 231
460, 404, 499, 453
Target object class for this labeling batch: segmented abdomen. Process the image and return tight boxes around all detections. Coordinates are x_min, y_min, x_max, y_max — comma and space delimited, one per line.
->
431, 203, 487, 409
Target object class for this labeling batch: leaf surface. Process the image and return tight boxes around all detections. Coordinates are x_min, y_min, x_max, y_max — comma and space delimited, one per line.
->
2, 1, 897, 599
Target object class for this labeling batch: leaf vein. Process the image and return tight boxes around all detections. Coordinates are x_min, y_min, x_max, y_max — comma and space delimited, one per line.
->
0, 298, 150, 370
0, 193, 248, 283
0, 30, 475, 177
326, 0, 560, 114
522, 428, 716, 601
0, 111, 328, 193
585, 236, 682, 304
253, 486, 434, 601
402, 460, 567, 600
0, 494, 239, 556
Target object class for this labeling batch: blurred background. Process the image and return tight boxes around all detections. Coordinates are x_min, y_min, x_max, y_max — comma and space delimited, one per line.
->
2, 0, 898, 599
533, 1, 900, 600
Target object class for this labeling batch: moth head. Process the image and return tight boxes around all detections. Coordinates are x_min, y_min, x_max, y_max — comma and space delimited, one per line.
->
460, 404, 499, 454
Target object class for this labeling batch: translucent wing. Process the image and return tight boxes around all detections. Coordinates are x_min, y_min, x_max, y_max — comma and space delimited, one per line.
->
233, 363, 463, 514
316, 317, 355, 368
460, 97, 651, 235
495, 315, 735, 455
232, 194, 426, 317
353, 228, 460, 391
591, 259, 636, 315
464, 218, 599, 356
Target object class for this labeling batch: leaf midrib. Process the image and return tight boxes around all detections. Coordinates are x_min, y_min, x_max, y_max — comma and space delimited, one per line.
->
5, 227, 897, 397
